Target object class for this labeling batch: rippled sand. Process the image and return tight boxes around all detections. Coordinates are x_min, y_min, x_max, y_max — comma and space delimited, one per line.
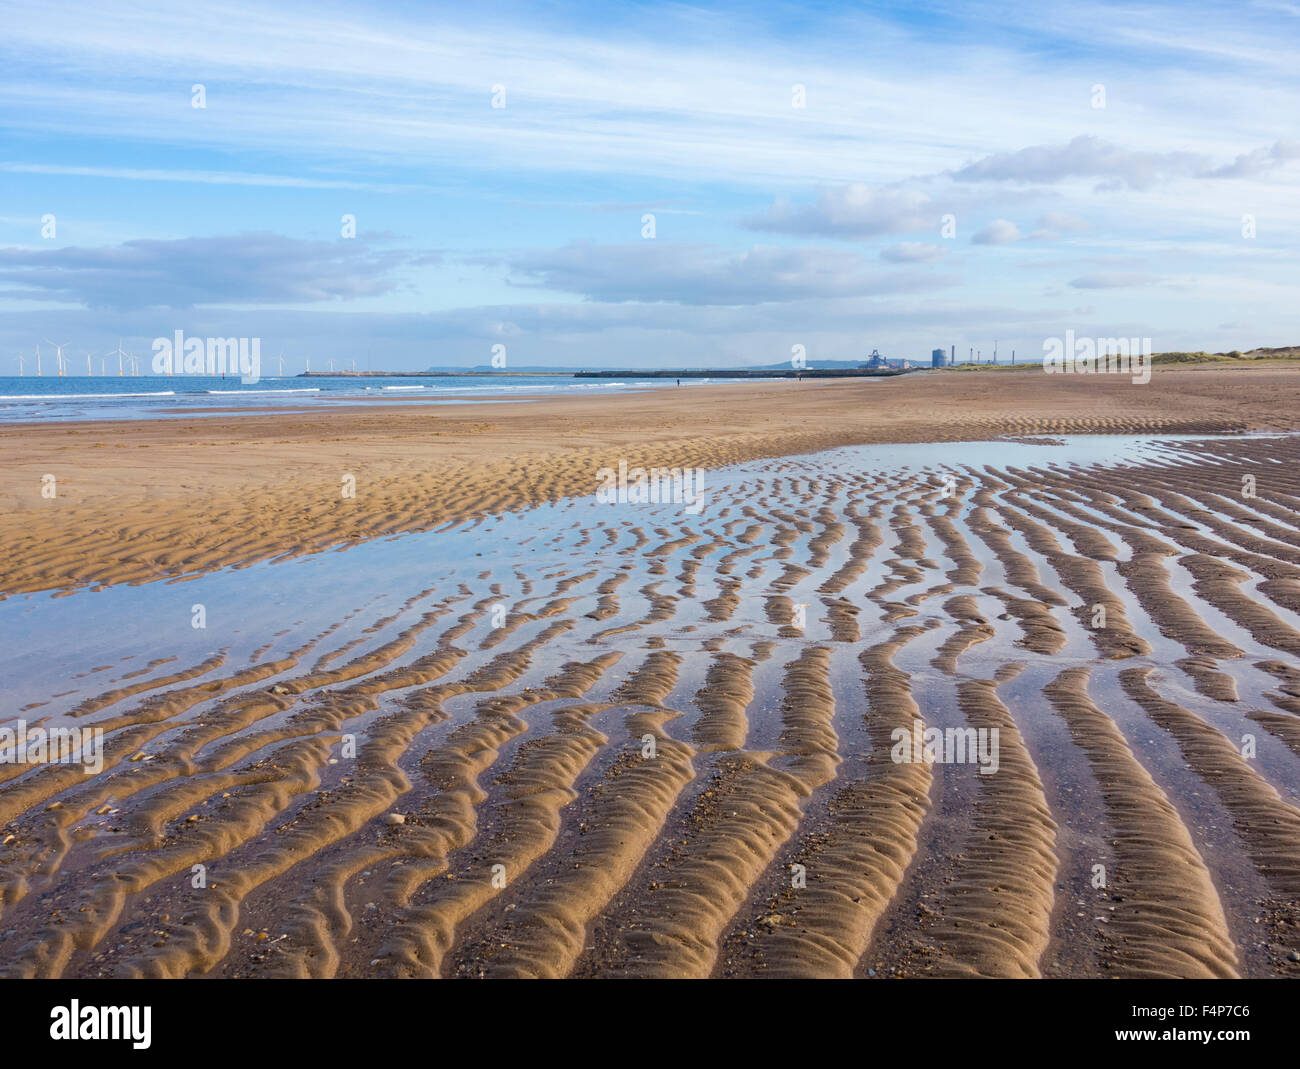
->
2, 377, 1300, 978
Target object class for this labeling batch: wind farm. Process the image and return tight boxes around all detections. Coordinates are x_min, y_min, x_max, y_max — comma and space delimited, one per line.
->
15, 340, 142, 377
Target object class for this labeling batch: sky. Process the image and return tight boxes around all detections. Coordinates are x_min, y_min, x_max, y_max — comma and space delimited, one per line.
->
1, 0, 1297, 372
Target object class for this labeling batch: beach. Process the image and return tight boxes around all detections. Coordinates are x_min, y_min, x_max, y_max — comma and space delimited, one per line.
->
4, 366, 1300, 595
2, 366, 1299, 978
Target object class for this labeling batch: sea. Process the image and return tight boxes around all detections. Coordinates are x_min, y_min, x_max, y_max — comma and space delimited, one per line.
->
0, 373, 729, 423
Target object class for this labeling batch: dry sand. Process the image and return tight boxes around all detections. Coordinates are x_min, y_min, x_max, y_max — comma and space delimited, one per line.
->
1, 365, 1299, 978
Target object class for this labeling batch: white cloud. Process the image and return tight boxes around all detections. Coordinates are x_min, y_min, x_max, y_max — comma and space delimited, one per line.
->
745, 185, 942, 238
955, 136, 1206, 190
1203, 140, 1300, 178
955, 135, 1300, 191
1069, 273, 1159, 289
971, 219, 1021, 245
880, 242, 948, 263
503, 241, 954, 305
0, 234, 428, 309
1037, 211, 1090, 233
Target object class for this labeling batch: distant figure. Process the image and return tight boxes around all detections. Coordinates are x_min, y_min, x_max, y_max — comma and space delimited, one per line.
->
676, 378, 680, 385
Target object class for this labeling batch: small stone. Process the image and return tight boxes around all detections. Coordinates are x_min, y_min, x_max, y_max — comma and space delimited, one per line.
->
382, 813, 405, 826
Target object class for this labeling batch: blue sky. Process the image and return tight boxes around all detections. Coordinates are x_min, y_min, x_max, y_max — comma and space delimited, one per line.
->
1, 0, 1297, 371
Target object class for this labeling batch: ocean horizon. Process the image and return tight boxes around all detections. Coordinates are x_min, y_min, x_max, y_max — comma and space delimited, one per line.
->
0, 372, 735, 423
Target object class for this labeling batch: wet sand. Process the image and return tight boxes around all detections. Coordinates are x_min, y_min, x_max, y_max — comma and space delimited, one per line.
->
1, 368, 1299, 978
3, 366, 1300, 596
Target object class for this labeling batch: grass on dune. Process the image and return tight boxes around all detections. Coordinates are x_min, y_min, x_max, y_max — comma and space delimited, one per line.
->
942, 346, 1300, 371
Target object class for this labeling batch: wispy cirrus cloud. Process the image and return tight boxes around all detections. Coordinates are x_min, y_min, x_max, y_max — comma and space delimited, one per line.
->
0, 162, 428, 193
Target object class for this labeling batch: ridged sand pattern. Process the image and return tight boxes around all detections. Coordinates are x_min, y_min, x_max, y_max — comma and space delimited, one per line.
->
2, 432, 1299, 977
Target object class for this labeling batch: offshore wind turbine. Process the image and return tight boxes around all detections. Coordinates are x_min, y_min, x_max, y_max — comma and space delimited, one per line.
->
45, 340, 70, 376
17, 351, 24, 376
109, 339, 129, 376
